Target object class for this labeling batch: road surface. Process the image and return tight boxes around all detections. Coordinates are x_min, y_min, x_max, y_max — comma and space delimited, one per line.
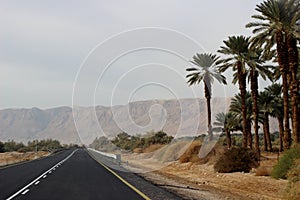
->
0, 149, 181, 200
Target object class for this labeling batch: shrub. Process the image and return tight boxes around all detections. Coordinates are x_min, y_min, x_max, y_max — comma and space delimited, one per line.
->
214, 147, 258, 173
179, 140, 201, 163
3, 140, 25, 152
271, 145, 300, 179
0, 141, 4, 153
285, 159, 300, 199
111, 131, 173, 152
287, 159, 300, 183
255, 166, 272, 176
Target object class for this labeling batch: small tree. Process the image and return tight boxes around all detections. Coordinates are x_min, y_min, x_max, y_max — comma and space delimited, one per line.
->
0, 141, 4, 153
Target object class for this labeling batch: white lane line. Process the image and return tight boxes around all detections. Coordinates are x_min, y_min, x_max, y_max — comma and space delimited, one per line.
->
21, 189, 29, 195
6, 149, 78, 200
34, 181, 40, 185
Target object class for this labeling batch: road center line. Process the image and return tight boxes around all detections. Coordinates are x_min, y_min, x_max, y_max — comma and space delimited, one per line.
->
34, 181, 40, 185
6, 149, 78, 200
21, 189, 29, 195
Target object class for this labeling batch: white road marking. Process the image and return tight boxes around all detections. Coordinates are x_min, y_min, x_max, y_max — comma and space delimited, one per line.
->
21, 189, 29, 195
34, 181, 40, 185
6, 149, 78, 200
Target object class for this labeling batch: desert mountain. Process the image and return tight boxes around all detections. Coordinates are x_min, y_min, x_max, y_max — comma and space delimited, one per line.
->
0, 98, 278, 144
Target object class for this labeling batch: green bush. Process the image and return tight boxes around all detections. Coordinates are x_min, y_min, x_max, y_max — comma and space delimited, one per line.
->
287, 159, 300, 183
284, 159, 300, 199
214, 147, 258, 173
0, 141, 4, 153
111, 131, 173, 152
271, 145, 300, 179
3, 140, 25, 152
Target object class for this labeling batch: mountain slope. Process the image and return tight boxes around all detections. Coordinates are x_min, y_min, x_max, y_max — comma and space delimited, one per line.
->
0, 98, 278, 144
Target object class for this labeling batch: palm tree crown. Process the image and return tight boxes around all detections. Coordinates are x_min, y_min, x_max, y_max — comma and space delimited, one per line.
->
186, 53, 227, 97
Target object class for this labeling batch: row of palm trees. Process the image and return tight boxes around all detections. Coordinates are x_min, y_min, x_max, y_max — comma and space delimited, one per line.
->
186, 0, 300, 154
214, 83, 283, 152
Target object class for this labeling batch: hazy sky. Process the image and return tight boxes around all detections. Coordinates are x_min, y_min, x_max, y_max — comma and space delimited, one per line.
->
0, 0, 267, 109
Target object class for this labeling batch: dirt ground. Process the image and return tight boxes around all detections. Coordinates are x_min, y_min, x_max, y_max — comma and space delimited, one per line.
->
0, 151, 49, 167
122, 153, 288, 200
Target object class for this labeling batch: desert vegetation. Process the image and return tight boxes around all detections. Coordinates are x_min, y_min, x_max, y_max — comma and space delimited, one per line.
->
182, 0, 300, 198
0, 139, 72, 167
90, 130, 173, 153
185, 0, 300, 151
0, 139, 64, 153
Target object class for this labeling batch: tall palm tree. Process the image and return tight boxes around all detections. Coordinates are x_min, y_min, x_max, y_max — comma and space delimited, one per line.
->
258, 91, 273, 152
217, 36, 251, 148
186, 53, 227, 139
266, 83, 284, 151
246, 0, 300, 148
213, 112, 238, 148
246, 47, 274, 154
285, 0, 300, 144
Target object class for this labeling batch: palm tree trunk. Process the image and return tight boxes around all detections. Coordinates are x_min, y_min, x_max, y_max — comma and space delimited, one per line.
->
287, 34, 299, 144
250, 70, 260, 154
247, 121, 252, 149
237, 61, 248, 148
265, 113, 272, 152
276, 31, 291, 149
204, 83, 212, 140
263, 120, 268, 152
277, 116, 284, 152
226, 129, 231, 148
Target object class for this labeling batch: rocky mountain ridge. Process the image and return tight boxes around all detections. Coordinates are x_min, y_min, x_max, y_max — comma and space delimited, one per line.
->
0, 98, 278, 144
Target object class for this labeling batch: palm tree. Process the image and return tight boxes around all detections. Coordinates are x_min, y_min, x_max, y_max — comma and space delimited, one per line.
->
229, 92, 253, 148
186, 53, 227, 139
266, 83, 284, 151
245, 47, 274, 154
258, 91, 273, 152
217, 36, 251, 148
246, 0, 300, 148
213, 112, 238, 148
285, 0, 300, 144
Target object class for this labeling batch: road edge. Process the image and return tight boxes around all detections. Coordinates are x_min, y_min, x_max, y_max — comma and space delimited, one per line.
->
86, 149, 151, 200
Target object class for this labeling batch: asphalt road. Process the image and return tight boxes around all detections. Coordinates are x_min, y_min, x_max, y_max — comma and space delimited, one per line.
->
0, 149, 181, 200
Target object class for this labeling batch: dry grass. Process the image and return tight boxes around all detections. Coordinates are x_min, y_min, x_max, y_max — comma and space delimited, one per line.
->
133, 148, 143, 153
285, 159, 300, 200
255, 166, 272, 176
142, 144, 165, 153
255, 155, 279, 176
284, 181, 300, 200
178, 140, 226, 165
123, 141, 288, 199
152, 140, 191, 163
159, 162, 287, 200
0, 151, 49, 167
179, 140, 201, 163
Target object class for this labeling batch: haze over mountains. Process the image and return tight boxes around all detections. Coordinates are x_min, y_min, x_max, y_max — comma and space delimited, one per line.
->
0, 98, 278, 144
